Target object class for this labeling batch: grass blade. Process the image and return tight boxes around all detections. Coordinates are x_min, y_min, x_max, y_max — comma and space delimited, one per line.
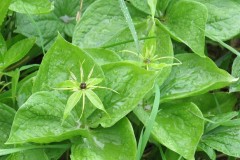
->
137, 83, 160, 159
119, 0, 141, 54
136, 129, 144, 160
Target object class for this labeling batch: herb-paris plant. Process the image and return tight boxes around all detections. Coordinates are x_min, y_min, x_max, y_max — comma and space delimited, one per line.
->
0, 0, 240, 160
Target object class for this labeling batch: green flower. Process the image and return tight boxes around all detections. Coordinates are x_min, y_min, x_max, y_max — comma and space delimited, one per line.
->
55, 61, 117, 122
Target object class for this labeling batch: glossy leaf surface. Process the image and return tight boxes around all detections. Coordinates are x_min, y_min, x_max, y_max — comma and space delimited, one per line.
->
9, 0, 53, 14
196, 0, 240, 40
87, 62, 156, 128
71, 118, 137, 160
0, 0, 11, 26
73, 0, 145, 48
0, 103, 15, 148
134, 102, 204, 160
163, 0, 207, 56
172, 92, 237, 115
15, 0, 91, 49
6, 92, 88, 144
2, 38, 35, 69
202, 125, 240, 158
230, 56, 240, 92
33, 34, 104, 120
160, 54, 237, 102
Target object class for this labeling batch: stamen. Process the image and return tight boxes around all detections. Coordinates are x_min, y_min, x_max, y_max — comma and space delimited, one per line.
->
80, 82, 87, 89
143, 58, 151, 64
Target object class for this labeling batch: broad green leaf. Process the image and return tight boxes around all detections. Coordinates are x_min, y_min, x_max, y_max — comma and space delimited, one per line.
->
134, 102, 204, 160
64, 91, 83, 121
154, 20, 174, 85
173, 92, 237, 115
6, 92, 88, 144
44, 147, 67, 160
160, 53, 237, 102
83, 48, 122, 65
16, 72, 36, 107
202, 125, 240, 158
0, 90, 13, 108
161, 0, 207, 56
165, 149, 181, 160
205, 112, 238, 133
103, 19, 173, 66
0, 0, 11, 26
9, 0, 53, 14
5, 149, 48, 160
71, 118, 137, 160
73, 0, 145, 48
33, 34, 104, 120
3, 38, 36, 69
15, 0, 92, 49
4, 146, 67, 159
0, 34, 6, 54
129, 0, 170, 17
129, 0, 151, 15
102, 21, 148, 59
230, 56, 240, 92
0, 34, 6, 65
73, 0, 126, 48
220, 119, 240, 127
2, 144, 68, 158
0, 103, 15, 148
157, 0, 171, 14
103, 20, 174, 86
33, 34, 103, 93
87, 62, 156, 128
196, 0, 240, 41
198, 142, 216, 160
10, 69, 20, 108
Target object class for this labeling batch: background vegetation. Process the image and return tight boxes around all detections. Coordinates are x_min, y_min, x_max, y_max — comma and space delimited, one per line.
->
0, 0, 240, 160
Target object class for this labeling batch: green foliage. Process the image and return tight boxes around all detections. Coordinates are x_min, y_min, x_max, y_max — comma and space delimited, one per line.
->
0, 38, 35, 70
87, 62, 156, 128
9, 0, 54, 14
230, 56, 240, 92
160, 53, 237, 102
134, 102, 204, 160
0, 103, 15, 148
71, 118, 137, 160
15, 0, 92, 49
196, 0, 240, 41
160, 0, 208, 56
202, 125, 240, 157
1, 0, 240, 159
72, 0, 145, 48
0, 0, 12, 26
